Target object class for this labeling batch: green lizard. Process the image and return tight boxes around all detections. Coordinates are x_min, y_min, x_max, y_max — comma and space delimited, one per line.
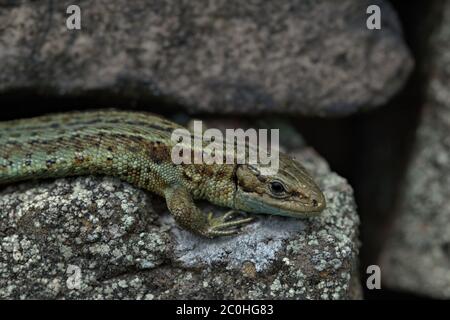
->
0, 110, 326, 238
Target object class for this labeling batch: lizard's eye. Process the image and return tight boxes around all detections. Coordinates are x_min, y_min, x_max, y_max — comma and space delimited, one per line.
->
269, 181, 287, 196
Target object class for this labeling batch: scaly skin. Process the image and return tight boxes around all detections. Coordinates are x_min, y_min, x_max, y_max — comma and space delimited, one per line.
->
0, 110, 326, 238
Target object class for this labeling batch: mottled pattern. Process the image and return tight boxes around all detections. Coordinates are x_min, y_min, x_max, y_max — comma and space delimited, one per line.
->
1, 110, 178, 191
0, 110, 325, 237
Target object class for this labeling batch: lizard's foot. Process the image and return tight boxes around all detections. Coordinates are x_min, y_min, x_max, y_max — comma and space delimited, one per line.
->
203, 210, 254, 238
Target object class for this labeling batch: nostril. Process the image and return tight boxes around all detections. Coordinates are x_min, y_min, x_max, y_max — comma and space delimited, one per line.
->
312, 199, 318, 207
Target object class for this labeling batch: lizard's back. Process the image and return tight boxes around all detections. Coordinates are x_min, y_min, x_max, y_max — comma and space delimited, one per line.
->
0, 110, 183, 195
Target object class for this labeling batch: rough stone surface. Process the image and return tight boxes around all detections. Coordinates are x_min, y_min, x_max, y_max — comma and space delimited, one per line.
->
0, 142, 360, 299
0, 0, 412, 116
379, 2, 450, 299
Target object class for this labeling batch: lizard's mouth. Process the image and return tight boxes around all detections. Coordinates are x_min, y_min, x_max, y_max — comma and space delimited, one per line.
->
234, 190, 326, 218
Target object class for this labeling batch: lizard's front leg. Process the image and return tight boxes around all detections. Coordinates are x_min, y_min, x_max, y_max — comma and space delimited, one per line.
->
164, 185, 253, 238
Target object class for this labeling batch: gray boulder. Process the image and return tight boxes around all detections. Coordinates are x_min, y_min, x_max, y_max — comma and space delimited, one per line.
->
379, 1, 450, 299
0, 0, 412, 116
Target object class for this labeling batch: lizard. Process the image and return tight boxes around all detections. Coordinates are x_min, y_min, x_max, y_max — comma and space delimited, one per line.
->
0, 110, 326, 238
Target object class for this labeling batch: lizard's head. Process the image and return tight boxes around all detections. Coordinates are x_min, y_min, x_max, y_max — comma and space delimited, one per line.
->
234, 153, 326, 217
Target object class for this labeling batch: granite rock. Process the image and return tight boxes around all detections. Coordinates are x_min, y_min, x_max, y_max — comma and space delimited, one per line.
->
0, 0, 412, 116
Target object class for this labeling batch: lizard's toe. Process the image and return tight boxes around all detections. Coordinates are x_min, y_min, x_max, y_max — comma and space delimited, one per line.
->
203, 213, 255, 238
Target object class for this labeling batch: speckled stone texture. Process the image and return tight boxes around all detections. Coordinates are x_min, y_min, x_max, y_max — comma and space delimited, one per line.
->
379, 2, 450, 299
0, 144, 360, 299
0, 0, 411, 116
